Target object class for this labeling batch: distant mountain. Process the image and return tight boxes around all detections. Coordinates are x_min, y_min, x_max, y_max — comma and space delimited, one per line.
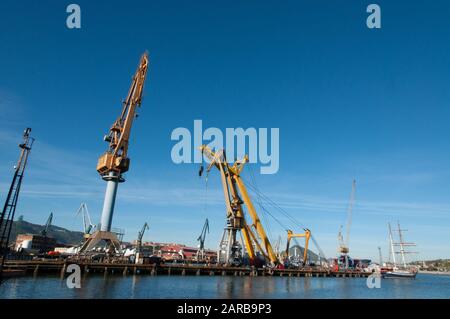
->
9, 219, 84, 246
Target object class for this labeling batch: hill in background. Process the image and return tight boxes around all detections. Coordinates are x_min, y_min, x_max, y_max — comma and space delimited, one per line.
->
9, 218, 84, 246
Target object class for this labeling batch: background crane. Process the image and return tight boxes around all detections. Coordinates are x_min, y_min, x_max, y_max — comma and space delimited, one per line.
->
273, 235, 282, 258
378, 246, 383, 266
40, 212, 53, 237
0, 128, 34, 283
79, 53, 149, 254
338, 179, 356, 269
75, 203, 95, 240
285, 229, 311, 266
136, 222, 149, 253
196, 218, 209, 261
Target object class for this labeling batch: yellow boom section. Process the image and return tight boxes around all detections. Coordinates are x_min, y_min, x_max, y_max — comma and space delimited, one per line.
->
199, 145, 278, 265
97, 53, 149, 176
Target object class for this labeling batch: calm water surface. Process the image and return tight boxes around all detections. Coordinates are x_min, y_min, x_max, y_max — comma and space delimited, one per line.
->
1, 273, 449, 299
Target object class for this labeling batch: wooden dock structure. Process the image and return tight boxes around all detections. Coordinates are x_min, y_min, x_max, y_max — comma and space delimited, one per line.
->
3, 260, 371, 278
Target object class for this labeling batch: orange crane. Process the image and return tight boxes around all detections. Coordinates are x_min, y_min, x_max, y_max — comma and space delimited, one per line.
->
199, 145, 278, 266
79, 53, 149, 254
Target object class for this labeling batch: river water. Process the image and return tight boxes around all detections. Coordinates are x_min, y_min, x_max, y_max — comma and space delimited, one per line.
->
1, 273, 449, 299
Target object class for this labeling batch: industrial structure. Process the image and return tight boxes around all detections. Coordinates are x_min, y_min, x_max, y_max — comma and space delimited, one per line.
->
0, 128, 34, 281
15, 234, 56, 254
0, 49, 396, 285
40, 213, 53, 237
337, 179, 356, 269
285, 229, 311, 266
79, 52, 149, 254
136, 222, 149, 254
199, 146, 278, 267
75, 203, 95, 241
195, 218, 209, 262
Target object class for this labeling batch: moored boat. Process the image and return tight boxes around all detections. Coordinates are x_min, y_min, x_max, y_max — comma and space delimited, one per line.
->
383, 222, 418, 279
383, 267, 417, 279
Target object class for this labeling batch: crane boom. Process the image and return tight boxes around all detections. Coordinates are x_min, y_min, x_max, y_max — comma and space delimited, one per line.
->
137, 222, 149, 253
98, 53, 149, 233
196, 218, 209, 261
41, 212, 53, 237
345, 179, 356, 248
338, 179, 355, 254
0, 128, 34, 281
76, 203, 95, 236
97, 53, 149, 176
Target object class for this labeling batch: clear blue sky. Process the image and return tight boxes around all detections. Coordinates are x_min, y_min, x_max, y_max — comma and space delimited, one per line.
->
1, 0, 449, 261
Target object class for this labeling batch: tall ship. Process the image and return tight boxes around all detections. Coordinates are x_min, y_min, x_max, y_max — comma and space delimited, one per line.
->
383, 222, 418, 279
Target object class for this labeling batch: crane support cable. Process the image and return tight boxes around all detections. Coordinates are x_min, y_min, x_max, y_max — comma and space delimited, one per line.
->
248, 165, 275, 243
242, 175, 329, 263
242, 174, 288, 231
310, 234, 328, 261
242, 177, 306, 229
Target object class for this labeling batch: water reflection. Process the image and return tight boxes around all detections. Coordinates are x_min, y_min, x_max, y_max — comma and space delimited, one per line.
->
0, 274, 449, 299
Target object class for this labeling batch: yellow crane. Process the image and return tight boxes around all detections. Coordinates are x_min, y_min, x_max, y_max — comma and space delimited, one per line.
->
338, 179, 356, 268
285, 229, 311, 266
96, 53, 149, 178
79, 53, 149, 254
199, 145, 278, 266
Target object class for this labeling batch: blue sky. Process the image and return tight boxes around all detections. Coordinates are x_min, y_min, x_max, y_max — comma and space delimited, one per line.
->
1, 0, 450, 261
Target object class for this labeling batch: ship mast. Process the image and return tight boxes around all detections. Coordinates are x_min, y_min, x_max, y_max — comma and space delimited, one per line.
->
397, 221, 407, 268
388, 223, 397, 267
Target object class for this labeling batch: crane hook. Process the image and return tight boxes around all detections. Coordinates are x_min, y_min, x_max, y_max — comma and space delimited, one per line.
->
198, 148, 205, 177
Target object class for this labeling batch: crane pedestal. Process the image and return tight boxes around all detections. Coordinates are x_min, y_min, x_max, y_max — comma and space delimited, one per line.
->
78, 230, 121, 254
78, 171, 124, 255
218, 221, 242, 266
